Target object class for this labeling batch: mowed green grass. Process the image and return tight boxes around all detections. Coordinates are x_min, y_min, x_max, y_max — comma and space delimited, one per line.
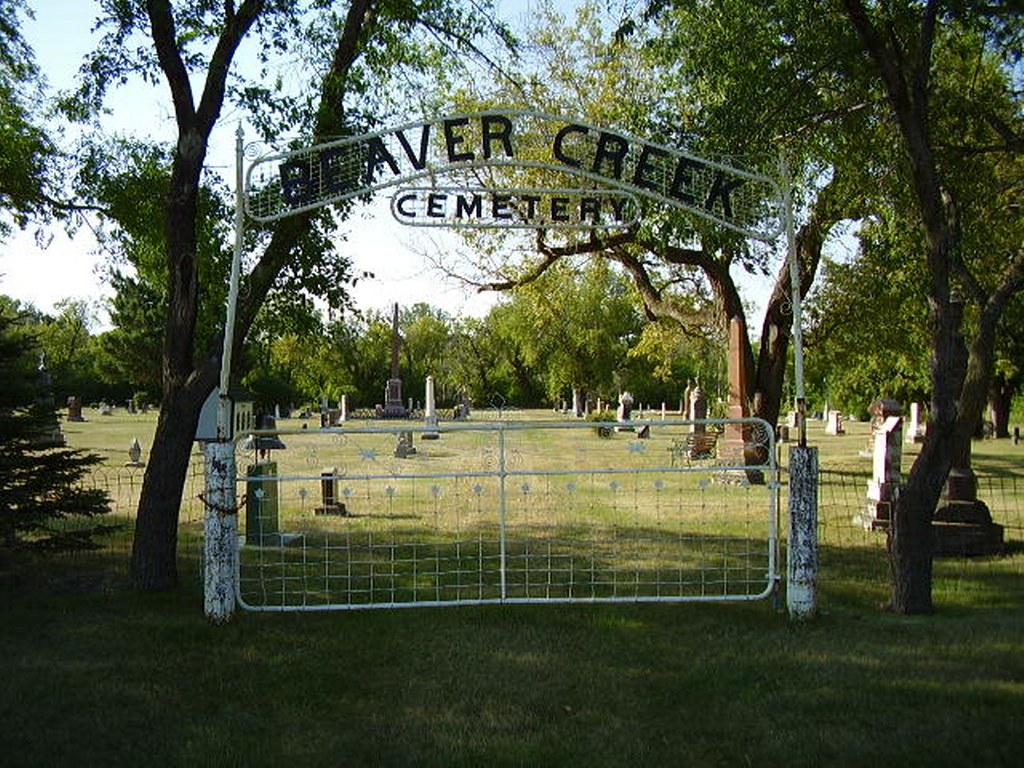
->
1, 407, 1021, 766
2, 555, 1022, 767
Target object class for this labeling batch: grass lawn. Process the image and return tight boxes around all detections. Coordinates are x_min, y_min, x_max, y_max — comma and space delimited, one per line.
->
1, 408, 1022, 766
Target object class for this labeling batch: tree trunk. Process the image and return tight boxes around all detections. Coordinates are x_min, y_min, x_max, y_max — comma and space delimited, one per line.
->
989, 372, 1017, 439
130, 373, 211, 589
753, 201, 829, 431
887, 442, 946, 613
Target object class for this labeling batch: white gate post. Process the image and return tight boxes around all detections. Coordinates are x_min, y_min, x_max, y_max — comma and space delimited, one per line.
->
203, 124, 245, 622
787, 445, 818, 620
204, 440, 238, 622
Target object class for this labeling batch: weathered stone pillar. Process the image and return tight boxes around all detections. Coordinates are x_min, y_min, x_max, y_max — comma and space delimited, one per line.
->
787, 445, 819, 620
204, 441, 238, 622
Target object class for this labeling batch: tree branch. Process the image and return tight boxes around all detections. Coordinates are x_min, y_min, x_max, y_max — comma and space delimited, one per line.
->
475, 251, 562, 292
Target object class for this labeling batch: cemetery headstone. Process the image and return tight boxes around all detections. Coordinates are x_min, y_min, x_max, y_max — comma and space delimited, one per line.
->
126, 437, 146, 468
719, 316, 748, 457
859, 398, 898, 457
906, 401, 925, 443
689, 386, 708, 434
315, 467, 347, 515
856, 402, 902, 530
35, 356, 65, 447
245, 414, 287, 461
381, 303, 408, 418
422, 375, 440, 440
931, 302, 1004, 554
394, 430, 417, 458
824, 410, 844, 435
66, 396, 84, 422
616, 391, 634, 431
246, 461, 280, 545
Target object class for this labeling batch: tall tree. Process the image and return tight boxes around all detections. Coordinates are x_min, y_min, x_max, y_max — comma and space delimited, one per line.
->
0, 303, 112, 554
65, 1, 513, 589
447, 0, 852, 438
837, 0, 1023, 612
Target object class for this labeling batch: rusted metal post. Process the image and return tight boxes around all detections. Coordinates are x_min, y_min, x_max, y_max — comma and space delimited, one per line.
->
787, 445, 818, 620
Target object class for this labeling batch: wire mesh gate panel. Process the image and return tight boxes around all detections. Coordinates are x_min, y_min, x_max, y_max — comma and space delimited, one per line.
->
235, 418, 779, 612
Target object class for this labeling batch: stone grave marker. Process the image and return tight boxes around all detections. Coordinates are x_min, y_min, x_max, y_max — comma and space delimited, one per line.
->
126, 437, 146, 468
906, 401, 925, 443
315, 467, 347, 515
856, 409, 902, 529
616, 391, 634, 432
689, 386, 707, 434
66, 396, 84, 422
824, 410, 844, 435
422, 375, 440, 440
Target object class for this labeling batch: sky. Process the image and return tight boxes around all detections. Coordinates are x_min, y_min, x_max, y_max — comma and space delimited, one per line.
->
0, 1, 547, 326
0, 0, 781, 331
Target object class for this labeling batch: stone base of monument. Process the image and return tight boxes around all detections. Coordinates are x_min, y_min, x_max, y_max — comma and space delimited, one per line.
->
933, 500, 1004, 557
853, 505, 891, 531
315, 502, 347, 516
712, 438, 764, 485
394, 431, 417, 457
856, 482, 897, 530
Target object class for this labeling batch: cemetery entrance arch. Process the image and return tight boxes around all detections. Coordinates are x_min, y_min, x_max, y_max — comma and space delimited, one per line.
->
204, 111, 808, 620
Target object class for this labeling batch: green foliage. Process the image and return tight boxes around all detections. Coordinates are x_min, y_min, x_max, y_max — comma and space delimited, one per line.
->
805, 230, 933, 413
0, 0, 56, 235
93, 272, 164, 402
489, 259, 646, 404
0, 306, 112, 553
34, 299, 106, 402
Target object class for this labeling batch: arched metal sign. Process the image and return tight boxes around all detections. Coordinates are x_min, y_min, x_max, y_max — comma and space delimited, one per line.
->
206, 113, 804, 622
245, 110, 783, 240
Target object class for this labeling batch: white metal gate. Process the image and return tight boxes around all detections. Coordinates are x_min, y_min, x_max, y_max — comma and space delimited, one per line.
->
234, 417, 779, 612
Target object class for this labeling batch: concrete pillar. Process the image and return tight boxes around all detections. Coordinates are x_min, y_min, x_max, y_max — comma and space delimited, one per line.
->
787, 445, 818, 621
203, 441, 238, 623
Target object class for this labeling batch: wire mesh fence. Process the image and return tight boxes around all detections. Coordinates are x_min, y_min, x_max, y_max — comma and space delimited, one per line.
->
48, 455, 208, 587
236, 419, 780, 611
50, 428, 1023, 599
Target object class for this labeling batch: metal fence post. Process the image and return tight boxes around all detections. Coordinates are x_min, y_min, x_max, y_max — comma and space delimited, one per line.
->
787, 445, 818, 620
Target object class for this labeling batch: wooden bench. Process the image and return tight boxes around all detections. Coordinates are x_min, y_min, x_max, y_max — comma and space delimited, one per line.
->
668, 433, 718, 466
